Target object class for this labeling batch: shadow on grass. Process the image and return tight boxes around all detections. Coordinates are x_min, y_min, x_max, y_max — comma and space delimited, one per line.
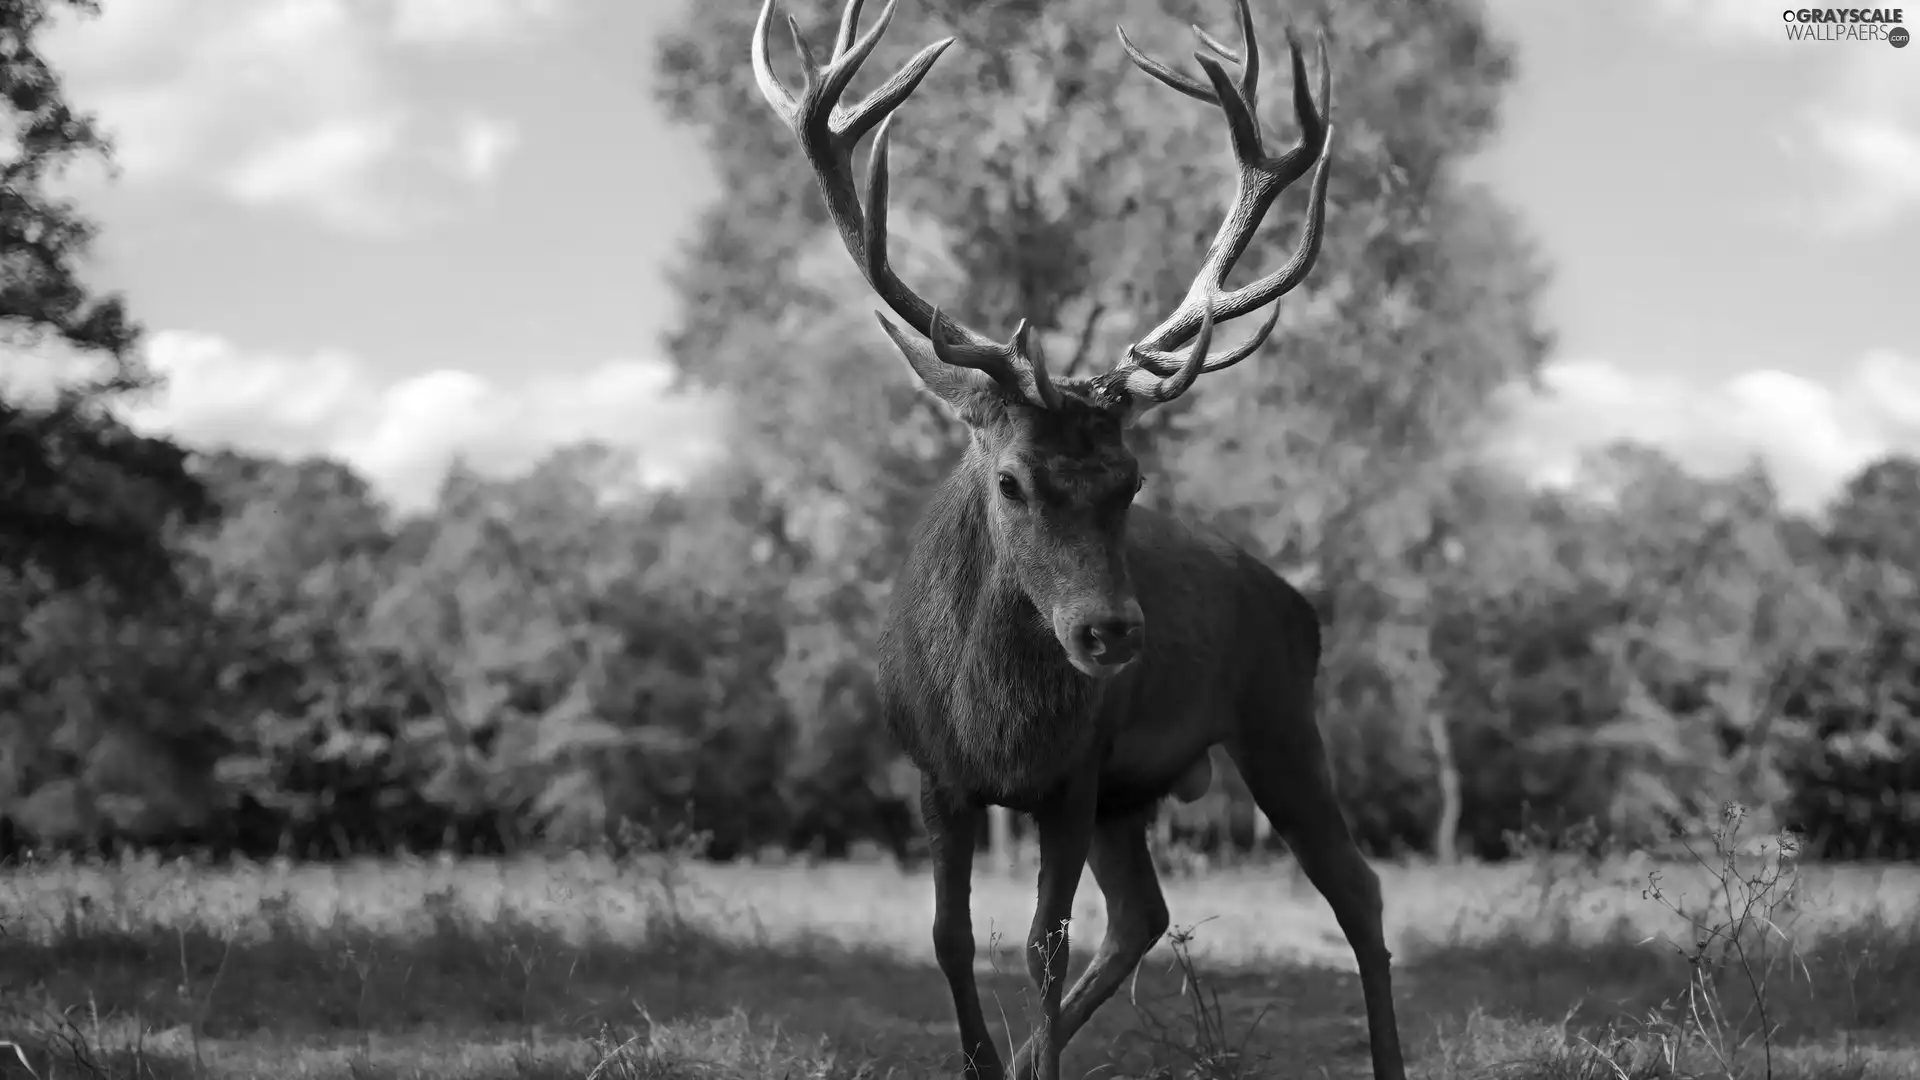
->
0, 899, 1383, 1079
1411, 918, 1920, 1037
4, 896, 1919, 1079
1403, 911, 1920, 1080
0, 910, 924, 1077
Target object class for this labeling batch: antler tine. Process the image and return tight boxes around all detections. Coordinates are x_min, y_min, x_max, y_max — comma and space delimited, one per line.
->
1106, 292, 1217, 405
832, 0, 867, 57
1102, 0, 1334, 396
931, 310, 1062, 409
1116, 0, 1259, 108
752, 0, 1060, 411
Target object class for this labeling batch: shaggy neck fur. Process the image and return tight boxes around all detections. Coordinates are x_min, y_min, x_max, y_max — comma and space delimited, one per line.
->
879, 435, 1107, 804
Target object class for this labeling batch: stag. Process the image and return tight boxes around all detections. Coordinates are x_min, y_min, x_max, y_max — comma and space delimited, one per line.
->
751, 0, 1405, 1077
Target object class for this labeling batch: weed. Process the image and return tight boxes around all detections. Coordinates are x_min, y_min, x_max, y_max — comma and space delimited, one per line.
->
0, 823, 1913, 1079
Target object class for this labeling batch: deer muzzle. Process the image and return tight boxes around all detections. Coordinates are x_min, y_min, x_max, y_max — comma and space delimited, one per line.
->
1056, 599, 1146, 677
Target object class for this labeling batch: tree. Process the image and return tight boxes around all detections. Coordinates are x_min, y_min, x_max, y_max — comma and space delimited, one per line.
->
1580, 448, 1846, 827
1422, 447, 1850, 856
656, 0, 1551, 859
0, 0, 211, 597
0, 571, 243, 850
184, 451, 427, 855
1784, 454, 1920, 857
1, 0, 228, 845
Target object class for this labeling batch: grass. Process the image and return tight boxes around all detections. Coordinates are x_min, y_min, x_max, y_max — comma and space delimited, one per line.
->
0, 809, 1916, 1078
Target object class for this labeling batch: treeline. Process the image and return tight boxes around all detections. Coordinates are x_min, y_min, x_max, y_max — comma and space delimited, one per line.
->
4, 0, 1915, 864
2, 445, 884, 861
2, 440, 1917, 863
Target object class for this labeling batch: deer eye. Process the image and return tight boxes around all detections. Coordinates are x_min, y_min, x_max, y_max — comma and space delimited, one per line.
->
997, 473, 1024, 503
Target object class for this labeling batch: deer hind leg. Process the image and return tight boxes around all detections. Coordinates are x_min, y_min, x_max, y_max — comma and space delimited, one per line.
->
922, 784, 1005, 1080
1010, 808, 1168, 1080
1227, 718, 1408, 1080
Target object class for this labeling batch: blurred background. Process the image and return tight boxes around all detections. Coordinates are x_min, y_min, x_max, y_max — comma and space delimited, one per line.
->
2, 0, 1916, 868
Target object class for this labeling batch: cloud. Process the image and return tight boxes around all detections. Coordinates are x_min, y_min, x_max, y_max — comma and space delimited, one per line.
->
108, 331, 729, 511
1798, 54, 1920, 232
1629, 0, 1920, 232
389, 0, 568, 46
41, 0, 551, 233
1638, 0, 1782, 44
224, 115, 408, 231
449, 115, 521, 183
1491, 350, 1920, 512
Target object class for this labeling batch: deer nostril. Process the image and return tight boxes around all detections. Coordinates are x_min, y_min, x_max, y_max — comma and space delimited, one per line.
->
1081, 617, 1143, 664
1072, 623, 1100, 654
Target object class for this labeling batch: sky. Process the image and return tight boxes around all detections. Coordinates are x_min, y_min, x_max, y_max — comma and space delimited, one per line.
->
12, 0, 1920, 514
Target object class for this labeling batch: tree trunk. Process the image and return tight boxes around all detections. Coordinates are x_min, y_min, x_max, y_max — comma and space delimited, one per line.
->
1427, 708, 1462, 864
988, 805, 1015, 875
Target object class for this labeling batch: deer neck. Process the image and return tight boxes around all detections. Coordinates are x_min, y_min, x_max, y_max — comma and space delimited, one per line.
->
893, 453, 1102, 797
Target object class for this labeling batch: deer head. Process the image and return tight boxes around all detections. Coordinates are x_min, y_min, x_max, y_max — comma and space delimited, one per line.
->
753, 0, 1332, 677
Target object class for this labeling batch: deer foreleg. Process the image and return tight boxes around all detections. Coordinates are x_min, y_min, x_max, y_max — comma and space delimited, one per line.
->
924, 783, 1004, 1080
1013, 777, 1098, 1080
1012, 808, 1167, 1080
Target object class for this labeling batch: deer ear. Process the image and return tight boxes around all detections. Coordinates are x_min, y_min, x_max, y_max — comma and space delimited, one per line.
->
875, 312, 994, 425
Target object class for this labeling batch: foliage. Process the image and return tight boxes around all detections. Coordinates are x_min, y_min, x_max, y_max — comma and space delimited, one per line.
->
4, 427, 1893, 863
654, 0, 1552, 862
1780, 456, 1920, 858
0, 0, 212, 599
0, 0, 1915, 865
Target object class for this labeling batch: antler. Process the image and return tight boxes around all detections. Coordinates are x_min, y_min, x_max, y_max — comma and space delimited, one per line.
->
752, 0, 1061, 411
1096, 0, 1335, 406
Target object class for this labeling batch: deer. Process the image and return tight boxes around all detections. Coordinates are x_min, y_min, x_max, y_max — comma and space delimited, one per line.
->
750, 0, 1406, 1078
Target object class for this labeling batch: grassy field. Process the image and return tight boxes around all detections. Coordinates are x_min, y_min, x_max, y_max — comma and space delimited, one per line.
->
1, 826, 1917, 1078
